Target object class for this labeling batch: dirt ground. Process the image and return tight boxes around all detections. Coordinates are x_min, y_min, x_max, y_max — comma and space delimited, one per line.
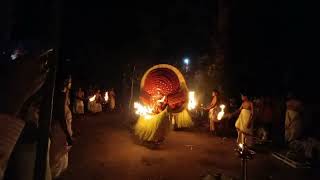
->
60, 113, 320, 180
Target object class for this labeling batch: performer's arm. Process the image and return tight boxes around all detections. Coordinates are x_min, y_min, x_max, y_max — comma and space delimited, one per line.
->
205, 97, 216, 110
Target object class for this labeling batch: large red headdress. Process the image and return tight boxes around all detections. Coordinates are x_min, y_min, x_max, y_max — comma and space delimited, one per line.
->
140, 64, 188, 113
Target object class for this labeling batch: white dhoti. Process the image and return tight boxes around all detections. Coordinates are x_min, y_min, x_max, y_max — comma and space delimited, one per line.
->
285, 109, 302, 143
109, 97, 115, 110
209, 107, 218, 132
88, 101, 102, 113
235, 109, 253, 146
50, 124, 71, 179
74, 99, 84, 114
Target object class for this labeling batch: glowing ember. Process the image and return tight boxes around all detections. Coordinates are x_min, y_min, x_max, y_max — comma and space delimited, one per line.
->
134, 102, 153, 119
217, 104, 226, 120
188, 91, 197, 110
89, 95, 96, 102
104, 92, 109, 102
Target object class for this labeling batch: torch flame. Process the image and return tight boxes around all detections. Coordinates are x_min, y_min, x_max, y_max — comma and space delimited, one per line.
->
134, 102, 153, 119
239, 143, 244, 150
188, 91, 197, 110
89, 95, 96, 102
217, 104, 226, 120
104, 92, 109, 102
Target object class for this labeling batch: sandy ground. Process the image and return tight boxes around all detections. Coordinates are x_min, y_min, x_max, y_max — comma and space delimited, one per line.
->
60, 113, 320, 180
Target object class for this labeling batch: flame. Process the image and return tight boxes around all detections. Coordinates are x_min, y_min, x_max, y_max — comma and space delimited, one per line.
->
217, 104, 226, 120
239, 143, 244, 150
134, 102, 153, 119
89, 95, 96, 102
104, 92, 109, 102
188, 91, 197, 110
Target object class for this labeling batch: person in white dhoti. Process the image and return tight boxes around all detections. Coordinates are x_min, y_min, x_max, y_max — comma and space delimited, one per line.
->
0, 52, 51, 180
73, 88, 85, 119
1, 53, 73, 180
235, 94, 254, 146
108, 88, 116, 112
285, 93, 303, 143
204, 90, 220, 135
50, 75, 73, 179
88, 90, 103, 114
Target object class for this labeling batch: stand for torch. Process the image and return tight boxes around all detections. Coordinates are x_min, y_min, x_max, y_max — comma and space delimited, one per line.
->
235, 143, 255, 180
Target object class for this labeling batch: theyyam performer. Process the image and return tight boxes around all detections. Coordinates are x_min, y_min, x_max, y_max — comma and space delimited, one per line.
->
134, 64, 193, 147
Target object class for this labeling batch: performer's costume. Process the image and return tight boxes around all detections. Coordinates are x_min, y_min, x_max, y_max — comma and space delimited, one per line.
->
134, 64, 193, 144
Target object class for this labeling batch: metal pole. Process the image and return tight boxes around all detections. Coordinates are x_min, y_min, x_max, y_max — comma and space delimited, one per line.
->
241, 157, 247, 180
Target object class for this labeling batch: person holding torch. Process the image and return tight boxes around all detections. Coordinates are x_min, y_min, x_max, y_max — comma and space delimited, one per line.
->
204, 90, 220, 135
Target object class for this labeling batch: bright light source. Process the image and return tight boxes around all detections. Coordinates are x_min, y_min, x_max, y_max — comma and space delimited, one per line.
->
188, 91, 197, 110
183, 58, 189, 65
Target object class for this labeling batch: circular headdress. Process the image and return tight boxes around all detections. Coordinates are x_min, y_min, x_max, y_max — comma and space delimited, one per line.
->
140, 64, 188, 113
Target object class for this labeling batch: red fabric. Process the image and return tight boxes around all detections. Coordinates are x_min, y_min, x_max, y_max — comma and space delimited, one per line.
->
140, 68, 187, 112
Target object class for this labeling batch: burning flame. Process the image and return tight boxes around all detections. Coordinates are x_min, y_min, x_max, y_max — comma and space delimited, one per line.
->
239, 143, 244, 150
134, 102, 153, 119
217, 104, 226, 120
188, 91, 197, 110
89, 95, 96, 102
104, 92, 109, 102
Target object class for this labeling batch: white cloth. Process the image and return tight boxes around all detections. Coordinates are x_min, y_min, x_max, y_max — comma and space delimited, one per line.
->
88, 101, 102, 113
51, 151, 68, 178
235, 109, 253, 145
109, 97, 115, 110
0, 114, 25, 180
209, 107, 218, 131
285, 109, 302, 142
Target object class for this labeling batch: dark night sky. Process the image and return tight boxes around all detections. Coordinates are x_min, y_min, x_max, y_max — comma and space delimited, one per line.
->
2, 0, 316, 98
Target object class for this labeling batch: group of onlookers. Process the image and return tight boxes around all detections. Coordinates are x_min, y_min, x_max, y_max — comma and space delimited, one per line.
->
72, 87, 116, 119
201, 89, 320, 161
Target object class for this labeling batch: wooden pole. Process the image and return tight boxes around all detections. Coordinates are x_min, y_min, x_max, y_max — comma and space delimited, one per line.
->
128, 65, 135, 112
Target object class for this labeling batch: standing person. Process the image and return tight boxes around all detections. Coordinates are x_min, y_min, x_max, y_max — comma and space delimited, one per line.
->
50, 75, 73, 178
108, 88, 116, 112
285, 93, 303, 143
73, 88, 85, 120
87, 89, 102, 114
95, 89, 103, 113
235, 93, 254, 146
1, 53, 51, 180
204, 90, 220, 135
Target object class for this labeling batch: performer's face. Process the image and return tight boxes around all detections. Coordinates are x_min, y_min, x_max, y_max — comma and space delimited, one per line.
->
212, 92, 216, 96
241, 95, 247, 101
